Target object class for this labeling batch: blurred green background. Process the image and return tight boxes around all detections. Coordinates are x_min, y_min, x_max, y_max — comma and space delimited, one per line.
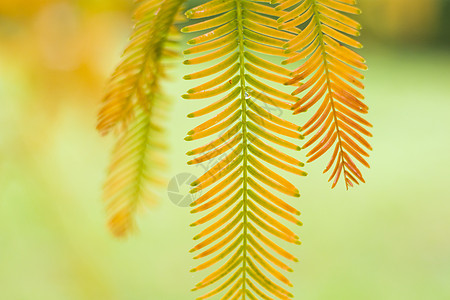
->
0, 0, 449, 299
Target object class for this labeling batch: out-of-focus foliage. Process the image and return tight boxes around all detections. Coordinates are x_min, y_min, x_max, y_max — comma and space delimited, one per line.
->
98, 0, 184, 237
360, 0, 441, 43
0, 0, 131, 114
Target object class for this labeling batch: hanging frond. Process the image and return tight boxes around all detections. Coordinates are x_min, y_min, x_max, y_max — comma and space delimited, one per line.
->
97, 0, 183, 135
103, 104, 168, 236
100, 0, 185, 237
276, 0, 372, 189
182, 0, 306, 298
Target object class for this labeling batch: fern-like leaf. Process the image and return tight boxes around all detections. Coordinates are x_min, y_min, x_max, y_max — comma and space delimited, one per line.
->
182, 0, 306, 298
100, 0, 184, 237
276, 0, 372, 189
103, 105, 167, 236
97, 0, 182, 135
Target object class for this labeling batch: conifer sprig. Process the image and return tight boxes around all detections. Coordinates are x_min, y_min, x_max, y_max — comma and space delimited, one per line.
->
99, 0, 184, 236
182, 0, 307, 298
276, 0, 372, 189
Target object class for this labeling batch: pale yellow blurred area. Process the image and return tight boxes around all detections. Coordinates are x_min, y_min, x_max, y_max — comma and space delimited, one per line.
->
0, 0, 449, 299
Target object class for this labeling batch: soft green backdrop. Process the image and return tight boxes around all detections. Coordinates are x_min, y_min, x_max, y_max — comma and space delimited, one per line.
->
0, 0, 449, 299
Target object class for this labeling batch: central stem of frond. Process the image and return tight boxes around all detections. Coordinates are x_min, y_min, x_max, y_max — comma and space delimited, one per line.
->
236, 0, 248, 297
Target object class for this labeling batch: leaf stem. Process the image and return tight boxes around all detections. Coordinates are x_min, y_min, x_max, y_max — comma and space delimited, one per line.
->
236, 0, 248, 297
